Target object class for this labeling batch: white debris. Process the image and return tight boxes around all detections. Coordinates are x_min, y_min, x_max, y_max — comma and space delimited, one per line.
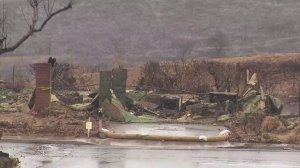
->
219, 130, 231, 137
101, 128, 110, 132
199, 135, 207, 141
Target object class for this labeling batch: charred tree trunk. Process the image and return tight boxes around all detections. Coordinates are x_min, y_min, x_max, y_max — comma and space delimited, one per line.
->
298, 83, 300, 116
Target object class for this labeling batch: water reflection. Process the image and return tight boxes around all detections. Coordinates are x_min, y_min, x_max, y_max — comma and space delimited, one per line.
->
1, 142, 300, 168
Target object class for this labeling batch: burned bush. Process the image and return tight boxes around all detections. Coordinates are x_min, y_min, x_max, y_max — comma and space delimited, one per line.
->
51, 63, 76, 91
138, 55, 300, 97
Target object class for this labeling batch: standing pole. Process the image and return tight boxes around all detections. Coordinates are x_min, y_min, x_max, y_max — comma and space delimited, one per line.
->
86, 117, 92, 138
88, 117, 91, 138
12, 64, 15, 86
298, 83, 300, 116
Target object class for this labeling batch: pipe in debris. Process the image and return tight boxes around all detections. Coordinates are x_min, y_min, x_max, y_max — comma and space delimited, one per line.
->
100, 129, 230, 142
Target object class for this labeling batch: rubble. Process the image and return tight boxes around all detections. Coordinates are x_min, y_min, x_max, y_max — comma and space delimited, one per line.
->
0, 151, 19, 168
186, 103, 218, 117
102, 90, 157, 123
54, 91, 83, 105
239, 73, 283, 116
0, 88, 31, 113
132, 94, 182, 118
217, 114, 232, 122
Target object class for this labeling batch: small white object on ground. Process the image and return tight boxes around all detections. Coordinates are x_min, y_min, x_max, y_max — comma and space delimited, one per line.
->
101, 128, 110, 132
199, 135, 207, 141
219, 130, 231, 137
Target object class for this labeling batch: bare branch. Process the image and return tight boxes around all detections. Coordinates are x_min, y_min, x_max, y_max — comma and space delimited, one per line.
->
50, 0, 56, 14
0, 1, 72, 55
20, 6, 30, 27
33, 2, 72, 32
0, 1, 7, 49
42, 0, 49, 16
42, 0, 55, 16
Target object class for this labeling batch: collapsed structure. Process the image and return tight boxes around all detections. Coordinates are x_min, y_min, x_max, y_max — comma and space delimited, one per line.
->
9, 58, 283, 126
64, 65, 283, 125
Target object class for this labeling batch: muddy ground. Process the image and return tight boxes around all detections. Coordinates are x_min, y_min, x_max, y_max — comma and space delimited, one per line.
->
0, 87, 299, 145
1, 108, 300, 144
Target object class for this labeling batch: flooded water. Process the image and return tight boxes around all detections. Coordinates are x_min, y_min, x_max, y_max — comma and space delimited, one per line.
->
1, 142, 300, 168
109, 123, 226, 136
1, 123, 300, 168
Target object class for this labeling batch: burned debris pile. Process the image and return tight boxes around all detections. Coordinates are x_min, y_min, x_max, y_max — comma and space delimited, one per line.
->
0, 151, 19, 168
0, 89, 31, 113
0, 64, 287, 125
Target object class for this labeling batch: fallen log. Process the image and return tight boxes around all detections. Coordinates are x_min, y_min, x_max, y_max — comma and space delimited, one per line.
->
139, 105, 161, 117
100, 129, 230, 142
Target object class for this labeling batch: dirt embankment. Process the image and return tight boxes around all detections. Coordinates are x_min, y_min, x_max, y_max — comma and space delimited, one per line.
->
226, 115, 300, 144
0, 100, 102, 138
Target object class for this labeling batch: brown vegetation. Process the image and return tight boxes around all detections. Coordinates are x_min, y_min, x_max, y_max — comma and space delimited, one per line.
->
261, 116, 286, 133
138, 53, 300, 97
0, 157, 19, 168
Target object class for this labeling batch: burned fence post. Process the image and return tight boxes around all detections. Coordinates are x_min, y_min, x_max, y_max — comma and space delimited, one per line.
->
99, 71, 112, 106
112, 68, 127, 106
12, 64, 15, 86
99, 67, 127, 110
298, 83, 300, 116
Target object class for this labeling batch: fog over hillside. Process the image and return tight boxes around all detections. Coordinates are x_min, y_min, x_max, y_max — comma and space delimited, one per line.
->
2, 0, 300, 66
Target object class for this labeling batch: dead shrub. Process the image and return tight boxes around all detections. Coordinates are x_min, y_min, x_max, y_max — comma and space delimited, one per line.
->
138, 56, 300, 97
240, 112, 265, 134
281, 132, 298, 144
2, 82, 25, 92
52, 63, 76, 90
139, 60, 214, 93
206, 61, 246, 92
262, 133, 281, 143
261, 116, 286, 133
273, 125, 300, 144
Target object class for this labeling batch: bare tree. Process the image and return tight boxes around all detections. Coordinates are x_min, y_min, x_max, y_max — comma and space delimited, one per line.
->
140, 61, 163, 89
287, 61, 300, 93
298, 82, 300, 116
0, 0, 72, 55
206, 62, 240, 92
169, 37, 196, 90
